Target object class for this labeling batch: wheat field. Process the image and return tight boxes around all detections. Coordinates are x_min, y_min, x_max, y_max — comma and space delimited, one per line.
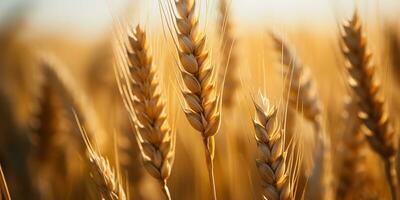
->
1, 0, 400, 199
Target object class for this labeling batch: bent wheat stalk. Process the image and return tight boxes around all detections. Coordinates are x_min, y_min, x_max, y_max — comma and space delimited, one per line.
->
341, 12, 398, 199
75, 116, 126, 200
271, 33, 333, 200
253, 95, 293, 200
270, 33, 322, 130
0, 164, 11, 200
168, 0, 222, 199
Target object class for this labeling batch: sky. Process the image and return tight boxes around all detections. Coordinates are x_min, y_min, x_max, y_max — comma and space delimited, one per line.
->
0, 0, 399, 36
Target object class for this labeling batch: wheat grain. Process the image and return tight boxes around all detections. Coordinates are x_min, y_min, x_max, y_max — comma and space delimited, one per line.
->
341, 11, 398, 199
253, 95, 293, 200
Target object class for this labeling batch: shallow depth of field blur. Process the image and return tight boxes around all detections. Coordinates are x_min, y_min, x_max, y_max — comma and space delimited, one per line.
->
1, 0, 400, 199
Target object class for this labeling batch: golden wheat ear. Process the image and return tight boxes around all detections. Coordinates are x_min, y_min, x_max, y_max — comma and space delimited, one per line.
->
114, 24, 175, 200
252, 95, 294, 200
127, 25, 174, 199
159, 0, 223, 199
0, 164, 11, 200
341, 11, 398, 199
75, 114, 127, 200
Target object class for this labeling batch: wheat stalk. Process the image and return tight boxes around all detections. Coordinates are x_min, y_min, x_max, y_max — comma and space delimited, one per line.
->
341, 12, 398, 199
166, 0, 222, 199
116, 25, 175, 200
0, 164, 11, 200
271, 33, 334, 199
218, 0, 238, 108
253, 95, 293, 200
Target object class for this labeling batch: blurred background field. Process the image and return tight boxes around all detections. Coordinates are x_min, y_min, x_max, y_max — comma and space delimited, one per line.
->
1, 0, 400, 199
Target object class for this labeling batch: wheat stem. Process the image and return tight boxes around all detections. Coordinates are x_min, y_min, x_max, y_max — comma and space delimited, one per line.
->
0, 165, 11, 200
203, 137, 217, 200
160, 180, 172, 200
